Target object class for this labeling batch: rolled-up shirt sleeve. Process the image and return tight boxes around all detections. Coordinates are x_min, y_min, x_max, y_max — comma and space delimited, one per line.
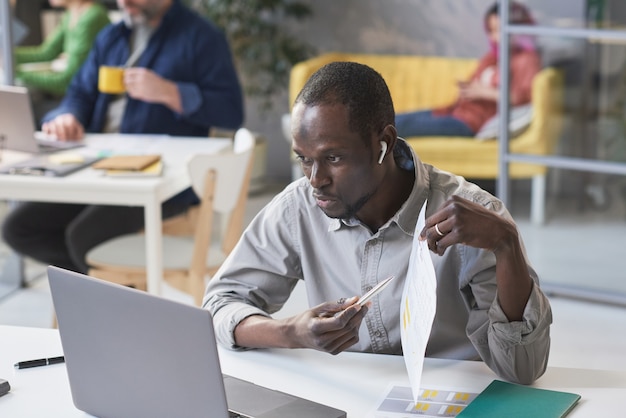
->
210, 300, 271, 350
203, 190, 302, 349
453, 193, 552, 384
484, 282, 552, 384
175, 81, 203, 117
462, 247, 552, 384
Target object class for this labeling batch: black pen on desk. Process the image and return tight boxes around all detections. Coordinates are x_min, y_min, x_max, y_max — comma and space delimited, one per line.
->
14, 356, 65, 369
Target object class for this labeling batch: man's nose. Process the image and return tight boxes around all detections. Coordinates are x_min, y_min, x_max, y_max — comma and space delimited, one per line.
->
308, 162, 329, 189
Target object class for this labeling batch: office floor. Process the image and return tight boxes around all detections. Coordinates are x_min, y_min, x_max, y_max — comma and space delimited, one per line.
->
1, 181, 625, 374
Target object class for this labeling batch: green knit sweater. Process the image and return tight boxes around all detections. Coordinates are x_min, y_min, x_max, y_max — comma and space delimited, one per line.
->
15, 4, 110, 97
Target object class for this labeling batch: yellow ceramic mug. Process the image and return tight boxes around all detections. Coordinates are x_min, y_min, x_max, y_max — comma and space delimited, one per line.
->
98, 66, 125, 94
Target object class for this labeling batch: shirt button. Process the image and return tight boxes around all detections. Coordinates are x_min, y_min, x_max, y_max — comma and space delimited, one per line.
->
374, 330, 382, 338
365, 286, 373, 292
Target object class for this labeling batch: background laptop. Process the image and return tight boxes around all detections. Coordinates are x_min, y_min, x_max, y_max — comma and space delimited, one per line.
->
0, 85, 83, 153
47, 266, 346, 418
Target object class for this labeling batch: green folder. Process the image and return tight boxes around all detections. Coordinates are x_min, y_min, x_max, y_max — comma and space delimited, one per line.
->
456, 380, 581, 418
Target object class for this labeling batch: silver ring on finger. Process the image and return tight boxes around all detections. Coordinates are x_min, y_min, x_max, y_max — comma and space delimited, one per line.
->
435, 223, 445, 237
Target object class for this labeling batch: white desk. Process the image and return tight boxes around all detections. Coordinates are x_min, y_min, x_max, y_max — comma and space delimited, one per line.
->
0, 134, 231, 295
0, 325, 623, 417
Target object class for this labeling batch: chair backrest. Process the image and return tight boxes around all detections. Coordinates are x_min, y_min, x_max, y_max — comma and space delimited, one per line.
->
186, 128, 256, 282
187, 128, 255, 215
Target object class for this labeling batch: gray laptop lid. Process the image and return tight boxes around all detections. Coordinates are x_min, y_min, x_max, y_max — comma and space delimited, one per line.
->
0, 85, 81, 153
48, 266, 229, 418
47, 266, 346, 418
0, 85, 39, 153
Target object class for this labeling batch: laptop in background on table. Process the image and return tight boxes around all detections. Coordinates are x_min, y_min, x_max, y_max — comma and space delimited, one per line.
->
0, 85, 83, 153
47, 266, 346, 418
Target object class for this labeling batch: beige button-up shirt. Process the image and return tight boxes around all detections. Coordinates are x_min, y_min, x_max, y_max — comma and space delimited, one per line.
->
204, 140, 552, 384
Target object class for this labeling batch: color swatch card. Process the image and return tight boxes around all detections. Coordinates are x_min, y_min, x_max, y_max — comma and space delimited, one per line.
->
375, 384, 478, 417
400, 200, 437, 403
456, 380, 581, 418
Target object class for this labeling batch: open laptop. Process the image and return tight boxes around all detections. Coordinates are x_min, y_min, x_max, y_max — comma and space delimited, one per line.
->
47, 266, 346, 418
0, 85, 83, 153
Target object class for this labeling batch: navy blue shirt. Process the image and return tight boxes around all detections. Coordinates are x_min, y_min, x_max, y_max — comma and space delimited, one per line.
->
44, 0, 244, 136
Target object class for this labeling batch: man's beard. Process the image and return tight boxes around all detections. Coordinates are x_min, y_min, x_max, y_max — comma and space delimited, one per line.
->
121, 2, 163, 28
122, 10, 148, 28
324, 191, 374, 221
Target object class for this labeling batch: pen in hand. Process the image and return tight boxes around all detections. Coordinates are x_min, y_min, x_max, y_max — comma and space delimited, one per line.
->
14, 356, 65, 369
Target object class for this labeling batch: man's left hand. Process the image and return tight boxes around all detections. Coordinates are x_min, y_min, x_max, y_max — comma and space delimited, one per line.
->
124, 68, 183, 112
419, 195, 516, 256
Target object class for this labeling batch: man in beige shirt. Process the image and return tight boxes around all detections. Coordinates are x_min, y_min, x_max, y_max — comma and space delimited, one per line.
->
204, 61, 552, 385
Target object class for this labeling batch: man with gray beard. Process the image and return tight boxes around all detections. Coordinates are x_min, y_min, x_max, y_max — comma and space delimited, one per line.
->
2, 0, 243, 274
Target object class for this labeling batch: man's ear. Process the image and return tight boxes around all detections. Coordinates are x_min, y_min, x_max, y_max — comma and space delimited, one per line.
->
379, 124, 398, 154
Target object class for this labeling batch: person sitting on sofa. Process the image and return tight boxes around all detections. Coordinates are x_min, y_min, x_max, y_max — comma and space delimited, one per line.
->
394, 1, 540, 138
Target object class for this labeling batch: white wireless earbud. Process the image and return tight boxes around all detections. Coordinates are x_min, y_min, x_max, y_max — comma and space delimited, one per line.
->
378, 141, 388, 165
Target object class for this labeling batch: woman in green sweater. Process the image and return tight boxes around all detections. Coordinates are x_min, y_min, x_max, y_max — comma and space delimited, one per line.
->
15, 0, 110, 97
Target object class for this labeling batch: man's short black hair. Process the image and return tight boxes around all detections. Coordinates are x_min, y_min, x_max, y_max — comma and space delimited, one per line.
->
294, 61, 395, 144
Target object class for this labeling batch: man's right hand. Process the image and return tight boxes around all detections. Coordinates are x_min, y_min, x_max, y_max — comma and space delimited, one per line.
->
284, 298, 368, 354
41, 113, 85, 141
233, 297, 369, 355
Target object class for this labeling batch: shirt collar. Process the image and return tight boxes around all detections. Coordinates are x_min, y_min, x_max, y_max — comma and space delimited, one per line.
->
392, 139, 430, 236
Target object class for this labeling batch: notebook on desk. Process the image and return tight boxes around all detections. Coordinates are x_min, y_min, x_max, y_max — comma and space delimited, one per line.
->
0, 153, 101, 177
47, 266, 346, 418
0, 85, 83, 153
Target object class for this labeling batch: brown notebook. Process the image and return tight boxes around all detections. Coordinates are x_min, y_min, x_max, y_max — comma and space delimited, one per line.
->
92, 154, 161, 171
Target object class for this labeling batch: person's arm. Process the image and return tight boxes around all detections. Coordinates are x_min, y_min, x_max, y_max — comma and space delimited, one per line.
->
41, 20, 126, 130
16, 6, 110, 96
119, 18, 243, 131
203, 191, 368, 354
509, 50, 541, 106
14, 16, 65, 64
423, 196, 534, 319
433, 53, 497, 115
459, 50, 541, 106
233, 299, 367, 355
420, 195, 551, 384
41, 113, 84, 140
458, 80, 499, 102
207, 269, 369, 355
456, 53, 501, 103
122, 67, 183, 113
164, 21, 243, 130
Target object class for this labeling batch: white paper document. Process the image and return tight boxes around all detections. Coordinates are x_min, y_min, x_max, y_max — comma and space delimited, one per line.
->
400, 200, 438, 403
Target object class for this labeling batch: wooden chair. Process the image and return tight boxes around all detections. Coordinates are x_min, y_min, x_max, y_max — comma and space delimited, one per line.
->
157, 128, 236, 237
85, 128, 256, 305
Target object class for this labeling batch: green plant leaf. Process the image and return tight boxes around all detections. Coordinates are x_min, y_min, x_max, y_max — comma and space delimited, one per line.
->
186, 0, 316, 111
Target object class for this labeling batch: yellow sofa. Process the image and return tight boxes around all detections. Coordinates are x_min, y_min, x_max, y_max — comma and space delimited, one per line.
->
288, 52, 564, 224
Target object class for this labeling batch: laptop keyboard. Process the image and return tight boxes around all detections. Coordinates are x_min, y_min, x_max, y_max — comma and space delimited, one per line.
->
229, 411, 253, 418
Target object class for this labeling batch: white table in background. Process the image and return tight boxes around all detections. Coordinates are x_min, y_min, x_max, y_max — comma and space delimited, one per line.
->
0, 134, 231, 296
0, 325, 624, 417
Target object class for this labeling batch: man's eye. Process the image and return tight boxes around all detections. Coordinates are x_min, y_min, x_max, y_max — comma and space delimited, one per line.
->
296, 155, 312, 165
327, 155, 341, 163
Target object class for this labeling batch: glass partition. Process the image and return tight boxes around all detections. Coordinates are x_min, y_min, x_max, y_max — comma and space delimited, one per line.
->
499, 0, 626, 305
0, 0, 14, 84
